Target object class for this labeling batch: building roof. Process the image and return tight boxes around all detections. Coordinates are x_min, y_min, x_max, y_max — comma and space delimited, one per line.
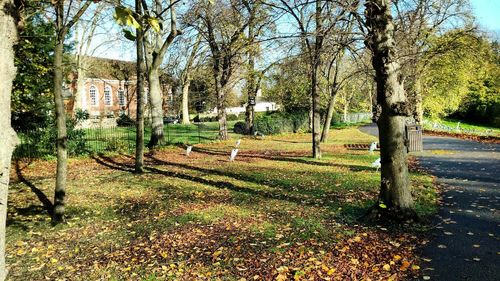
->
79, 56, 136, 81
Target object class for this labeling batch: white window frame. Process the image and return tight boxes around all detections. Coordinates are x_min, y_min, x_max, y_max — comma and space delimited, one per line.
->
118, 88, 126, 106
89, 85, 98, 106
104, 85, 112, 106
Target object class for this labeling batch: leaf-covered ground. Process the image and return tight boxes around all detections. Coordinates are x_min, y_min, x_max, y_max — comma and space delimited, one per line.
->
6, 128, 437, 280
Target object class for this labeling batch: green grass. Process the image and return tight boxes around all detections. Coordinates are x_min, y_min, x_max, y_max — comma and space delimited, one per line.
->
424, 118, 500, 136
6, 127, 436, 280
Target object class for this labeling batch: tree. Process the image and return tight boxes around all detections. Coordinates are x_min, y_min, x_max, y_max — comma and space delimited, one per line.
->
180, 33, 202, 125
191, 0, 255, 140
143, 0, 180, 148
0, 0, 19, 278
364, 0, 416, 220
392, 0, 472, 123
50, 0, 93, 224
12, 5, 55, 131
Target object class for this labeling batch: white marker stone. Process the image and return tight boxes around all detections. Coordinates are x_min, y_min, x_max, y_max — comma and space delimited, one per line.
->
236, 139, 241, 147
186, 145, 193, 156
230, 148, 239, 161
371, 158, 381, 171
369, 142, 377, 154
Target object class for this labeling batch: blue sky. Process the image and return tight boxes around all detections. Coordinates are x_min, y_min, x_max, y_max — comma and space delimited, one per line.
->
471, 0, 500, 34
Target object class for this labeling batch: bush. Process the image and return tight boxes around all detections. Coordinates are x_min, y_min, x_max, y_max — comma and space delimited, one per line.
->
254, 111, 309, 135
233, 121, 247, 134
117, 113, 135, 127
105, 138, 128, 153
227, 114, 241, 121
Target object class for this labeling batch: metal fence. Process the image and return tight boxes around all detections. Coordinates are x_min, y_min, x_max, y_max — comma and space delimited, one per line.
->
422, 120, 496, 136
13, 122, 221, 160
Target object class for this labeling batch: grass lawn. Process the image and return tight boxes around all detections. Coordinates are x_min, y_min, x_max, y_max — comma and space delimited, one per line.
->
423, 118, 500, 136
6, 127, 436, 280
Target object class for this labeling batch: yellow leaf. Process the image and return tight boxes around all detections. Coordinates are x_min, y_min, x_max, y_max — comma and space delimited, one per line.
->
400, 260, 410, 271
50, 258, 58, 264
354, 236, 362, 242
393, 255, 402, 261
276, 273, 288, 281
383, 264, 391, 271
412, 265, 420, 270
327, 268, 336, 275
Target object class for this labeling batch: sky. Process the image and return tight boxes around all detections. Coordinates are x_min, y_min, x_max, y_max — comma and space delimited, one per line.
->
92, 0, 500, 62
471, 0, 500, 36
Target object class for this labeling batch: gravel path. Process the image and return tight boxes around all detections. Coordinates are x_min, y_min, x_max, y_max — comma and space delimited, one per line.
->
359, 124, 500, 281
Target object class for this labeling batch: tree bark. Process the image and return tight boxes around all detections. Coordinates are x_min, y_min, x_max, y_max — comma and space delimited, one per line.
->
145, 0, 178, 148
216, 82, 228, 140
0, 1, 19, 278
181, 75, 191, 124
135, 0, 145, 173
52, 1, 68, 224
365, 0, 415, 219
311, 0, 322, 159
147, 67, 164, 147
320, 90, 337, 142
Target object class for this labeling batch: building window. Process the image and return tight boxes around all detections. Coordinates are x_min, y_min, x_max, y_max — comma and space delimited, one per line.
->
118, 88, 125, 106
90, 86, 98, 106
104, 86, 112, 106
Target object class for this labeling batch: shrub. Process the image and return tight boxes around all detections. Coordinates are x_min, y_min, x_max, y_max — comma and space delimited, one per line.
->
233, 121, 247, 134
227, 114, 241, 121
117, 113, 135, 127
105, 138, 128, 153
254, 111, 309, 135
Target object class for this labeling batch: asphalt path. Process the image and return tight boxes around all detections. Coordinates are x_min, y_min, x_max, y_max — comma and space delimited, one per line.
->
359, 124, 500, 281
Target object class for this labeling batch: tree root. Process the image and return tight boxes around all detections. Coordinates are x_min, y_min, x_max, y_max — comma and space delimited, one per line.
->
359, 203, 421, 225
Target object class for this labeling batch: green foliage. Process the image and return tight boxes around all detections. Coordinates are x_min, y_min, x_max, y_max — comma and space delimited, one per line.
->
117, 113, 135, 127
233, 121, 247, 134
12, 13, 55, 131
226, 114, 242, 121
254, 111, 309, 135
421, 31, 498, 121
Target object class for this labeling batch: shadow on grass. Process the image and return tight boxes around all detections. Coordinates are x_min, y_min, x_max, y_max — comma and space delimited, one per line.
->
187, 146, 373, 171
90, 153, 374, 224
14, 160, 53, 216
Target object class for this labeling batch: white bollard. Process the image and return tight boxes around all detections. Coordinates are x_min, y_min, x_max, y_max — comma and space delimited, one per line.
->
186, 145, 193, 156
236, 139, 241, 147
371, 158, 381, 171
369, 142, 377, 154
230, 148, 239, 161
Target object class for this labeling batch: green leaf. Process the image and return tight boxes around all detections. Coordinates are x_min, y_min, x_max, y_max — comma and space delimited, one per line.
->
123, 29, 136, 41
379, 203, 387, 209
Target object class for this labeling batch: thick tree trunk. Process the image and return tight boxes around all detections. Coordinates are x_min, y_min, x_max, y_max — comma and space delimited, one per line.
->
365, 0, 415, 219
135, 0, 145, 173
52, 31, 68, 224
320, 91, 337, 143
147, 67, 164, 147
0, 1, 19, 278
181, 74, 191, 124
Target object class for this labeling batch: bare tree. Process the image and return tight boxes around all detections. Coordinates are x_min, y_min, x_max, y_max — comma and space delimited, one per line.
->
364, 0, 416, 220
0, 0, 20, 277
143, 0, 180, 148
180, 32, 202, 124
190, 0, 256, 140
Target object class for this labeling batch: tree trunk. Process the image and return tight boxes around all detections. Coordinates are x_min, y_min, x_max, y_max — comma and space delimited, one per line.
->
311, 67, 321, 158
414, 79, 423, 124
245, 11, 256, 134
320, 90, 337, 143
52, 16, 68, 224
147, 67, 164, 148
75, 58, 87, 113
135, 0, 145, 173
217, 85, 228, 140
181, 73, 191, 124
0, 1, 19, 277
365, 0, 415, 220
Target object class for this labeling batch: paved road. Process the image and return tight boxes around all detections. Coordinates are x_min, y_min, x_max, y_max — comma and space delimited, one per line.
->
359, 124, 500, 281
